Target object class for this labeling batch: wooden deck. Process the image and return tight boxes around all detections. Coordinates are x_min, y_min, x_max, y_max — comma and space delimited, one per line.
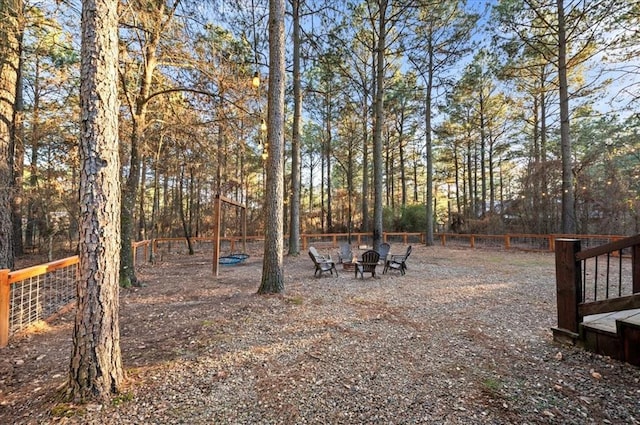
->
554, 236, 640, 367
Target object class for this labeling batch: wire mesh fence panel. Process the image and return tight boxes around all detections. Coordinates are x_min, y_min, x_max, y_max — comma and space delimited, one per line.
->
579, 236, 620, 250
134, 244, 148, 266
42, 263, 77, 317
441, 234, 474, 248
10, 277, 44, 334
384, 233, 423, 245
193, 239, 214, 252
473, 236, 505, 249
509, 235, 551, 251
5, 252, 148, 340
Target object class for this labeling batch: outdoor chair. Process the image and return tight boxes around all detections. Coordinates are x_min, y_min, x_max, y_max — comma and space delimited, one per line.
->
355, 249, 380, 279
309, 247, 338, 277
383, 245, 412, 275
377, 243, 391, 264
337, 243, 354, 264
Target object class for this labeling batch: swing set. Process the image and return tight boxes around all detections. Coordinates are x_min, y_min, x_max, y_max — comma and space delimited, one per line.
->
212, 194, 248, 276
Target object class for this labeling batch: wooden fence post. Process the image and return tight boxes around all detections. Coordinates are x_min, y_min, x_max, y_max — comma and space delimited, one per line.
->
0, 269, 10, 348
132, 242, 137, 269
553, 239, 582, 343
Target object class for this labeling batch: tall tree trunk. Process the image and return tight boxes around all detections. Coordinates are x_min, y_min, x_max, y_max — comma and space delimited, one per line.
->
288, 0, 301, 255
361, 95, 370, 232
540, 70, 550, 233
372, 0, 387, 250
149, 136, 162, 262
27, 64, 43, 247
557, 0, 575, 234
347, 127, 354, 242
69, 0, 124, 401
320, 140, 325, 231
465, 132, 473, 219
258, 0, 285, 294
399, 136, 406, 208
412, 152, 418, 203
423, 29, 435, 246
12, 31, 24, 257
178, 164, 193, 255
137, 158, 147, 240
479, 90, 487, 216
0, 0, 22, 269
488, 132, 495, 219
325, 94, 333, 231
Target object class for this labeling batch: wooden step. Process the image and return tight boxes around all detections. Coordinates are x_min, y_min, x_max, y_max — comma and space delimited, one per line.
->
616, 310, 640, 367
581, 309, 640, 366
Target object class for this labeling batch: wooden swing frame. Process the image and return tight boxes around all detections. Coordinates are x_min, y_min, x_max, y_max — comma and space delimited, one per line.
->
212, 194, 247, 276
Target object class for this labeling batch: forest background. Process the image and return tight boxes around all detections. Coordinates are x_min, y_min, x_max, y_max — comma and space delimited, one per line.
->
1, 0, 639, 270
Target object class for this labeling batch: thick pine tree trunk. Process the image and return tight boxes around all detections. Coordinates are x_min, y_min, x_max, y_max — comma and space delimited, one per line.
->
0, 0, 21, 269
12, 23, 24, 257
69, 0, 124, 402
258, 0, 286, 294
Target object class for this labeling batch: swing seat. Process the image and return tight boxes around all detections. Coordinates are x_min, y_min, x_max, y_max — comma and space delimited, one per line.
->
219, 256, 242, 265
230, 253, 249, 263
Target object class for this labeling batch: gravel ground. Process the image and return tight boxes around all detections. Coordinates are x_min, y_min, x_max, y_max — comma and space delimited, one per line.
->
1, 245, 639, 424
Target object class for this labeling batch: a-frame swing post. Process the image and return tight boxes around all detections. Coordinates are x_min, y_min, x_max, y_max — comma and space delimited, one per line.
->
212, 195, 222, 276
242, 206, 247, 254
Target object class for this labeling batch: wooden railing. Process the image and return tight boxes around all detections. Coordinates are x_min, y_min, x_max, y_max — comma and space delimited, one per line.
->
553, 234, 640, 343
0, 240, 152, 348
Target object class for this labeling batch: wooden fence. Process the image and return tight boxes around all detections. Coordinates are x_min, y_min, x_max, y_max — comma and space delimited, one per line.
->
0, 240, 151, 347
1, 233, 629, 347
301, 232, 625, 253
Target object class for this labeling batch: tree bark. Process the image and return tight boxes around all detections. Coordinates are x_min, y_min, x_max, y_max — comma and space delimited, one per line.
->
372, 0, 387, 251
12, 16, 24, 257
69, 0, 124, 402
258, 0, 285, 294
424, 48, 434, 245
288, 0, 301, 256
0, 0, 22, 269
557, 0, 575, 234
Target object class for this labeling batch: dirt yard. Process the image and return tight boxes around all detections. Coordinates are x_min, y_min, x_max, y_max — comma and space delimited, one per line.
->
1, 245, 639, 424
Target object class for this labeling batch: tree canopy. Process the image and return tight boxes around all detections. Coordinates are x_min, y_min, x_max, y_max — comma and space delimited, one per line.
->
2, 0, 639, 271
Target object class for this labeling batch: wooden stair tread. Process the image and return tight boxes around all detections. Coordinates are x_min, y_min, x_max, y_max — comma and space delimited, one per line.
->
582, 308, 640, 334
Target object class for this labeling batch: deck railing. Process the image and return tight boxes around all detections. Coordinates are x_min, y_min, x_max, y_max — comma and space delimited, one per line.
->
553, 234, 640, 343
